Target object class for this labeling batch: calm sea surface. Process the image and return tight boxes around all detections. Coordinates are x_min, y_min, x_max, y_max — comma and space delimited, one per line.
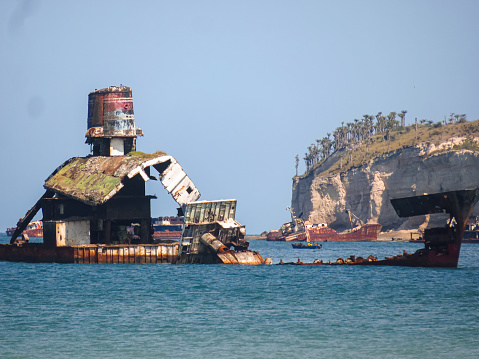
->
1, 233, 478, 358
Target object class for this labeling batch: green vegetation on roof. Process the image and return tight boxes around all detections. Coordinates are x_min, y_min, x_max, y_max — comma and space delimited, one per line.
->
126, 150, 167, 159
44, 151, 168, 205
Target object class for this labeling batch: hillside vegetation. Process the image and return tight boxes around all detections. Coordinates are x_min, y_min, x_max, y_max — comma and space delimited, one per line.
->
300, 118, 479, 178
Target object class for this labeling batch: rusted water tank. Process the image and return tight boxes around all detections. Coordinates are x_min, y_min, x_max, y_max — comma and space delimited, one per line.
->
87, 86, 137, 137
86, 85, 143, 156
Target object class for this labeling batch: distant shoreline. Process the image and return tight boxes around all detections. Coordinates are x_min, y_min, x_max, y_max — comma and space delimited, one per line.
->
246, 230, 420, 242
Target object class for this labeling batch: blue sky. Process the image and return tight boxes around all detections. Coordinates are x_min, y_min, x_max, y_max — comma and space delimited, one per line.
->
1, 0, 478, 234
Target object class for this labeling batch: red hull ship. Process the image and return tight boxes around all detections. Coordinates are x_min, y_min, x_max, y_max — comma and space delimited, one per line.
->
151, 216, 183, 241
267, 209, 381, 242
308, 223, 382, 241
6, 220, 43, 238
279, 189, 479, 268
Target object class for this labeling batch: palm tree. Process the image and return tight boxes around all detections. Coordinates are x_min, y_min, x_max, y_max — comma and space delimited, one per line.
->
388, 112, 398, 128
346, 122, 353, 143
366, 115, 375, 137
304, 150, 312, 172
385, 120, 395, 151
376, 112, 383, 133
398, 110, 407, 127
449, 113, 455, 124
332, 129, 340, 152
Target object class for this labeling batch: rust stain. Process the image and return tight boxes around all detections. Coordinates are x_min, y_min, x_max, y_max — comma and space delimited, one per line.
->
0, 243, 179, 264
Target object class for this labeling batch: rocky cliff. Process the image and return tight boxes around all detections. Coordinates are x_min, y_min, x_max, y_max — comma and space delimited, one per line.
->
292, 138, 479, 231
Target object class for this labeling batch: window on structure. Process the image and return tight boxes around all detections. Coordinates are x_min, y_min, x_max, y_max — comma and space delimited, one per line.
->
187, 187, 193, 194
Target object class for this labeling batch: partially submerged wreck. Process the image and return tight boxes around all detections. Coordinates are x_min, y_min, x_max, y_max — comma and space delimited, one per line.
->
283, 188, 479, 267
267, 208, 381, 242
180, 200, 264, 264
0, 86, 263, 265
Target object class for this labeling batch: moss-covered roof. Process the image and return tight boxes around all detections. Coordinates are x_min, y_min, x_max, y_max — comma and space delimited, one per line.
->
44, 152, 167, 205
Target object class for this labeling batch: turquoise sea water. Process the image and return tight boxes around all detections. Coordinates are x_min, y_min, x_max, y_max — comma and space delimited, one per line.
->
1, 233, 478, 358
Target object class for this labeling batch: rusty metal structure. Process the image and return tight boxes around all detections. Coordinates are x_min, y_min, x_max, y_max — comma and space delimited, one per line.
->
85, 86, 143, 156
179, 200, 264, 264
281, 188, 479, 267
39, 152, 199, 247
1, 85, 263, 265
266, 207, 308, 241
2, 86, 263, 264
267, 208, 381, 242
0, 243, 179, 264
307, 223, 382, 241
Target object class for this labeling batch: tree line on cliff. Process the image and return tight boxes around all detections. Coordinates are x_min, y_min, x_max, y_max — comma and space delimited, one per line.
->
297, 112, 468, 175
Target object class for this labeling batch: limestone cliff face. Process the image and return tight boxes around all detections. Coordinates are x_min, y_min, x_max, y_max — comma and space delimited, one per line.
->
292, 140, 479, 231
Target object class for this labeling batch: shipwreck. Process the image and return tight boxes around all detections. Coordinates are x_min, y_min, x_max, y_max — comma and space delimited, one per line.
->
0, 86, 264, 265
267, 208, 381, 242
282, 188, 479, 267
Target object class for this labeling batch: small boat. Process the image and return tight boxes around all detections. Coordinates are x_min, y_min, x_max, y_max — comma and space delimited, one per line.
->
292, 242, 322, 249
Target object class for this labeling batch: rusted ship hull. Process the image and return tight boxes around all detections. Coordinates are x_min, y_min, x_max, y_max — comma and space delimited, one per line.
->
151, 216, 184, 241
152, 230, 182, 241
0, 243, 179, 264
266, 231, 307, 241
23, 228, 43, 237
284, 232, 307, 241
308, 223, 382, 241
179, 201, 266, 265
6, 221, 43, 238
266, 215, 308, 241
282, 244, 461, 268
281, 189, 479, 268
363, 244, 461, 267
266, 231, 283, 241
